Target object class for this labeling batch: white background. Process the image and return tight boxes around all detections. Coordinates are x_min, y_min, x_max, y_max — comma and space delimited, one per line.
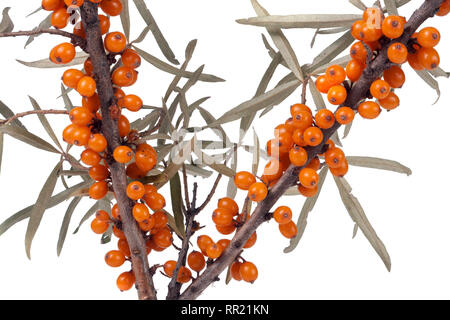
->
0, 0, 449, 300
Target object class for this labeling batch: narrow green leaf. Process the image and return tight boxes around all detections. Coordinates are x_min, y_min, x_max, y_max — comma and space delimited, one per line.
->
170, 172, 185, 237
252, 128, 260, 176
165, 210, 185, 239
25, 161, 62, 259
308, 78, 327, 110
57, 196, 82, 256
251, 0, 303, 81
0, 7, 14, 33
0, 132, 3, 174
131, 25, 151, 44
226, 145, 238, 199
343, 122, 353, 139
132, 0, 179, 65
0, 100, 26, 129
206, 79, 300, 128
25, 13, 51, 48
29, 96, 63, 151
384, 0, 399, 15
349, 0, 367, 10
120, 0, 131, 40
26, 7, 42, 17
346, 156, 412, 175
17, 52, 88, 69
333, 176, 391, 271
415, 70, 441, 104
131, 109, 160, 131
101, 225, 113, 244
306, 31, 354, 73
60, 84, 74, 111
133, 45, 224, 83
284, 167, 328, 253
73, 201, 99, 234
237, 14, 362, 29
0, 181, 90, 237
0, 125, 59, 154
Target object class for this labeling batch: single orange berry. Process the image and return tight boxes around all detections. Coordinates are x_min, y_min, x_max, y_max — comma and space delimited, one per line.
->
350, 41, 368, 63
248, 182, 268, 202
217, 197, 239, 216
315, 75, 332, 94
239, 262, 258, 283
121, 48, 141, 68
383, 66, 405, 88
306, 157, 321, 171
91, 218, 109, 234
325, 147, 346, 169
62, 69, 84, 89
112, 66, 137, 87
216, 224, 237, 235
289, 145, 308, 167
327, 85, 347, 105
95, 210, 110, 222
69, 107, 93, 126
346, 59, 365, 83
164, 260, 177, 277
98, 14, 111, 35
87, 133, 107, 153
197, 235, 214, 254
51, 7, 69, 29
144, 192, 166, 211
104, 32, 127, 53
351, 20, 366, 40
387, 43, 408, 64
89, 181, 108, 200
89, 164, 110, 181
358, 101, 381, 119
50, 43, 76, 64
81, 148, 101, 166
379, 91, 400, 110
231, 261, 243, 281
42, 0, 64, 11
298, 168, 319, 189
234, 171, 256, 190
417, 47, 440, 70
72, 125, 91, 146
152, 210, 168, 228
117, 239, 131, 257
100, 0, 123, 16
118, 115, 131, 137
132, 203, 150, 222
417, 27, 440, 48
206, 242, 223, 259
113, 146, 133, 163
126, 181, 145, 200
298, 184, 318, 198
292, 110, 313, 131
123, 94, 143, 112
212, 208, 234, 226
116, 271, 135, 291
382, 16, 405, 39
370, 79, 391, 100
330, 159, 349, 177
315, 109, 335, 129
82, 93, 100, 113
279, 221, 298, 239
105, 250, 125, 268
273, 206, 292, 225
335, 106, 355, 125
303, 127, 324, 147
77, 76, 97, 97
153, 228, 173, 248
325, 65, 346, 86
188, 251, 206, 272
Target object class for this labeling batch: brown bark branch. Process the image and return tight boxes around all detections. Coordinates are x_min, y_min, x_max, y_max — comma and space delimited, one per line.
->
179, 0, 445, 300
80, 2, 157, 300
0, 29, 87, 49
0, 109, 69, 126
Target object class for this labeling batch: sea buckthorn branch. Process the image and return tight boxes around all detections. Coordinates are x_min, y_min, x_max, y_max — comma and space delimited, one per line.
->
0, 109, 69, 126
79, 2, 156, 300
0, 29, 87, 50
179, 0, 445, 300
167, 173, 223, 300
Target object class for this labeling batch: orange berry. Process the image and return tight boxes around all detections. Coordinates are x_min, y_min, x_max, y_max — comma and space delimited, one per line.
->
437, 0, 450, 16
69, 107, 93, 126
123, 94, 143, 112
91, 218, 109, 234
290, 104, 312, 116
164, 260, 177, 277
118, 115, 131, 137
111, 204, 120, 219
132, 203, 150, 222
261, 159, 283, 185
127, 181, 145, 200
417, 27, 440, 48
335, 106, 355, 125
42, 0, 64, 11
197, 235, 214, 254
218, 239, 231, 251
177, 267, 192, 284
289, 145, 308, 167
417, 47, 440, 70
351, 20, 366, 40
126, 162, 147, 179
239, 262, 258, 283
361, 24, 383, 42
104, 32, 127, 53
370, 79, 391, 100
112, 66, 137, 87
82, 93, 100, 113
330, 159, 349, 177
350, 41, 368, 63
206, 242, 223, 259
279, 221, 298, 239
387, 43, 408, 64
144, 193, 166, 211
98, 15, 111, 35
77, 76, 97, 97
324, 147, 346, 169
379, 91, 400, 110
327, 85, 347, 105
298, 184, 318, 197
105, 250, 125, 268
95, 210, 110, 222
81, 148, 101, 166
298, 168, 319, 189
274, 124, 294, 138
113, 226, 126, 239
292, 129, 306, 147
87, 133, 107, 153
138, 216, 156, 232
231, 261, 243, 281
358, 101, 381, 119
407, 51, 425, 70
315, 109, 335, 129
306, 157, 321, 171
89, 164, 109, 181
51, 7, 69, 29
89, 181, 108, 200
153, 228, 173, 248
248, 182, 268, 202
116, 271, 135, 291
325, 65, 346, 86
383, 66, 405, 88
382, 16, 405, 39
216, 224, 237, 235
72, 125, 91, 146
152, 210, 168, 229
217, 197, 239, 216
212, 208, 234, 226
234, 171, 256, 190
315, 75, 332, 94
188, 251, 206, 272
121, 48, 141, 69
100, 0, 123, 16
113, 146, 133, 163
50, 43, 76, 64
292, 110, 313, 130
303, 127, 323, 147
273, 206, 292, 225
243, 232, 257, 249
346, 59, 364, 82
135, 143, 157, 172
62, 69, 84, 89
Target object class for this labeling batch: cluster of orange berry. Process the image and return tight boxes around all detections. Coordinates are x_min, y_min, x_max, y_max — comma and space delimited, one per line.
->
317, 4, 446, 121
41, 0, 174, 292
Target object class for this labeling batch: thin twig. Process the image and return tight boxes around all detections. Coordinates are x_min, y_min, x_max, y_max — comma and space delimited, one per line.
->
0, 29, 87, 49
197, 173, 222, 213
0, 109, 69, 126
182, 164, 191, 211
